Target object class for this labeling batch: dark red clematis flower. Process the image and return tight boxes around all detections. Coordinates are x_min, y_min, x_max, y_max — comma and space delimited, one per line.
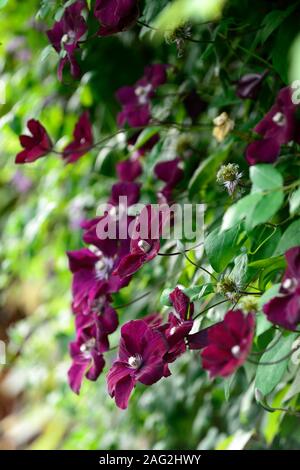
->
116, 157, 142, 182
63, 112, 93, 163
246, 138, 281, 165
107, 319, 168, 409
127, 131, 160, 160
108, 181, 140, 207
68, 322, 106, 394
183, 89, 207, 122
15, 119, 52, 164
155, 158, 184, 188
235, 71, 267, 100
201, 310, 255, 378
74, 295, 118, 340
246, 87, 298, 165
94, 0, 139, 36
163, 287, 194, 363
114, 205, 169, 278
47, 1, 87, 81
154, 157, 184, 203
263, 247, 300, 331
116, 64, 168, 128
67, 247, 130, 315
187, 326, 211, 350
143, 312, 164, 328
81, 181, 140, 255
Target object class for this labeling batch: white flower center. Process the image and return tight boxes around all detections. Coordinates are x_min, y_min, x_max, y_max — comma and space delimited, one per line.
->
135, 84, 152, 105
80, 338, 96, 355
272, 112, 286, 127
61, 31, 76, 46
128, 355, 142, 369
138, 239, 151, 253
282, 277, 298, 292
95, 257, 114, 280
231, 345, 241, 358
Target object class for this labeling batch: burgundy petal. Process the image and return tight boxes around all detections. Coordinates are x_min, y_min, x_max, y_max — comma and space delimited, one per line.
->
114, 374, 135, 409
246, 138, 281, 165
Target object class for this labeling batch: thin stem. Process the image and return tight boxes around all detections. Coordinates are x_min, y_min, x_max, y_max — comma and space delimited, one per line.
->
137, 20, 157, 31
238, 291, 262, 296
247, 343, 300, 365
247, 285, 263, 292
194, 299, 229, 320
183, 36, 214, 44
249, 226, 277, 255
184, 253, 217, 281
113, 291, 151, 309
269, 406, 300, 418
137, 20, 215, 43
158, 241, 203, 257
219, 32, 275, 71
51, 120, 212, 157
107, 345, 118, 352
250, 332, 283, 356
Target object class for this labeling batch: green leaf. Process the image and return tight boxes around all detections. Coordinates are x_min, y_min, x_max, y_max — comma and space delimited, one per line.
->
255, 334, 297, 396
249, 225, 281, 260
40, 45, 57, 63
248, 256, 284, 270
283, 368, 300, 402
204, 223, 242, 272
272, 18, 299, 83
254, 5, 298, 46
289, 187, 300, 215
222, 193, 261, 230
248, 165, 284, 230
246, 191, 283, 231
183, 283, 214, 301
189, 145, 231, 198
258, 283, 281, 309
160, 288, 173, 306
231, 252, 248, 284
255, 389, 276, 412
256, 284, 281, 336
154, 0, 226, 32
290, 35, 300, 83
224, 373, 236, 401
258, 257, 286, 291
134, 127, 160, 150
256, 313, 273, 337
275, 219, 300, 255
250, 164, 283, 192
222, 165, 284, 231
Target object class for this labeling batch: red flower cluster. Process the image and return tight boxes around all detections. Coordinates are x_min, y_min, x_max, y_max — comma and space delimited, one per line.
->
107, 287, 195, 408
201, 310, 255, 378
15, 113, 93, 165
116, 64, 169, 128
15, 119, 52, 164
107, 287, 255, 409
47, 1, 88, 81
66, 173, 144, 393
245, 87, 300, 165
47, 1, 140, 81
94, 0, 139, 36
263, 247, 300, 331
